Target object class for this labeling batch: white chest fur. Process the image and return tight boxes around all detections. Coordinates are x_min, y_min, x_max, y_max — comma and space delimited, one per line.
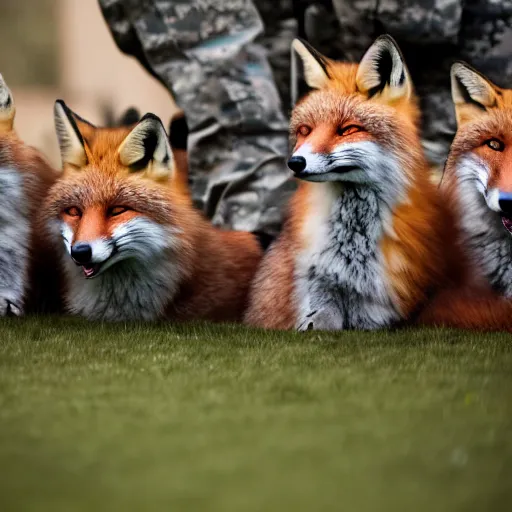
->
57, 217, 184, 322
294, 183, 399, 330
63, 255, 180, 322
0, 167, 30, 315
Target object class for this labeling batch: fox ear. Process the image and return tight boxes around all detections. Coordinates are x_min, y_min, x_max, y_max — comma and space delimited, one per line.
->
356, 35, 412, 103
292, 39, 331, 91
118, 113, 174, 180
0, 74, 15, 133
451, 62, 499, 126
54, 100, 88, 169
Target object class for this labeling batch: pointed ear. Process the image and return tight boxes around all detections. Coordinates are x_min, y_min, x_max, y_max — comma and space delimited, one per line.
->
54, 100, 88, 169
450, 62, 499, 126
0, 74, 15, 133
118, 113, 174, 180
356, 35, 412, 102
291, 39, 331, 90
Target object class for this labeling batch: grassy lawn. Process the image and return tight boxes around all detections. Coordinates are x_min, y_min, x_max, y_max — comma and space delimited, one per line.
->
0, 318, 510, 511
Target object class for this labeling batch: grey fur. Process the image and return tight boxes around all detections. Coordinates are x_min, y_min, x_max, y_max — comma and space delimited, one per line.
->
293, 141, 406, 330
295, 186, 400, 330
59, 217, 182, 321
0, 167, 30, 316
455, 155, 512, 296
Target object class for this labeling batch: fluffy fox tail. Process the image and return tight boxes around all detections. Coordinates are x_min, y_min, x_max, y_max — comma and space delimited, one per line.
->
418, 288, 512, 332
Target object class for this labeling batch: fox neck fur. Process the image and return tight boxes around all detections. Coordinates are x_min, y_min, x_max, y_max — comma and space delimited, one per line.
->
294, 175, 403, 330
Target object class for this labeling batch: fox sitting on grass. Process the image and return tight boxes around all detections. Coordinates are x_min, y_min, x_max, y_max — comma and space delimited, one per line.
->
0, 74, 61, 315
245, 36, 451, 330
418, 63, 512, 331
45, 101, 262, 322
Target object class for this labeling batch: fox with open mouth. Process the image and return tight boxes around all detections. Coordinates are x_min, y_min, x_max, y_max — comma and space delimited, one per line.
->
417, 63, 512, 331
45, 101, 262, 322
444, 62, 512, 296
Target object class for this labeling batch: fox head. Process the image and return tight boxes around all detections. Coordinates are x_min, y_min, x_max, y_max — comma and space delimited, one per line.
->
447, 62, 512, 237
46, 100, 192, 280
288, 36, 424, 192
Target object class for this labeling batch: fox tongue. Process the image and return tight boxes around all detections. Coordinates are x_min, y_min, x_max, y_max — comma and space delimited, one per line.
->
502, 216, 512, 234
82, 265, 98, 278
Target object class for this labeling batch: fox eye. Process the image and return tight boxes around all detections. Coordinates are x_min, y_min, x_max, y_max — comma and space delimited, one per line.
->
485, 138, 505, 152
337, 125, 363, 137
297, 125, 311, 137
64, 207, 81, 217
109, 206, 129, 217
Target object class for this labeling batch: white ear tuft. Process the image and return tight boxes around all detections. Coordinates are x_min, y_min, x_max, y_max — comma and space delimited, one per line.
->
356, 35, 412, 102
292, 39, 331, 91
118, 113, 174, 180
451, 62, 498, 109
450, 62, 499, 126
54, 100, 87, 169
0, 74, 15, 133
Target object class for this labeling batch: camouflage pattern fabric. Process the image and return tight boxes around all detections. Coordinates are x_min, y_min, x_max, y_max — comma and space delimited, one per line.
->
99, 0, 512, 234
99, 0, 295, 240
301, 0, 512, 168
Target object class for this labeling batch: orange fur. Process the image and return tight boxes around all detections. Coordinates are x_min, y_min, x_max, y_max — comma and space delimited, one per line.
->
418, 64, 512, 331
246, 37, 449, 329
244, 188, 305, 329
418, 286, 512, 332
46, 109, 262, 322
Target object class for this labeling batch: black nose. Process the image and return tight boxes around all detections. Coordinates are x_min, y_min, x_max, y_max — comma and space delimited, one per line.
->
71, 242, 92, 265
498, 192, 512, 216
287, 155, 307, 174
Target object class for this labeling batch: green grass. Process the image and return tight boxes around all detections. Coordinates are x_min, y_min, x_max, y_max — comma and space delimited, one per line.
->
0, 318, 510, 511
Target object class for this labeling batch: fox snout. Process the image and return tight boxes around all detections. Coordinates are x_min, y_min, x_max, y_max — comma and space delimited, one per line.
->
68, 238, 114, 266
287, 156, 307, 174
65, 233, 115, 278
71, 242, 93, 265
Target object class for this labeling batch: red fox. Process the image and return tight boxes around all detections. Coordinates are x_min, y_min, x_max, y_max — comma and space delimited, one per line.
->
0, 74, 61, 315
44, 101, 262, 322
245, 36, 451, 330
417, 62, 512, 331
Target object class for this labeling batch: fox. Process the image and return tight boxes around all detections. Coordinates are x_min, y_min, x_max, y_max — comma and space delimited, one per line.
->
45, 101, 262, 322
0, 74, 61, 315
417, 62, 512, 331
244, 35, 452, 331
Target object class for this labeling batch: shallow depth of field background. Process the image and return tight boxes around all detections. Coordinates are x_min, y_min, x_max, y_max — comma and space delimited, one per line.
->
0, 0, 177, 166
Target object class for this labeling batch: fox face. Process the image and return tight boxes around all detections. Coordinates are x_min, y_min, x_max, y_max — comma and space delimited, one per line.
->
448, 63, 512, 237
47, 103, 183, 279
55, 178, 179, 280
46, 101, 192, 320
288, 36, 422, 194
446, 63, 512, 296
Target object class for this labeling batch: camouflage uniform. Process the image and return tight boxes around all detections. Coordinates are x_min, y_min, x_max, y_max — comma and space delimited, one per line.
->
99, 0, 295, 242
99, 0, 512, 236
290, 0, 512, 168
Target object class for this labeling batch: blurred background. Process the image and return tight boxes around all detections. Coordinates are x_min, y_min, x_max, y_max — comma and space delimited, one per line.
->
0, 0, 177, 166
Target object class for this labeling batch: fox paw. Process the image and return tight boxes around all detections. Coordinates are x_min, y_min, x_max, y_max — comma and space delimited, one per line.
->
297, 310, 318, 332
0, 295, 23, 317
